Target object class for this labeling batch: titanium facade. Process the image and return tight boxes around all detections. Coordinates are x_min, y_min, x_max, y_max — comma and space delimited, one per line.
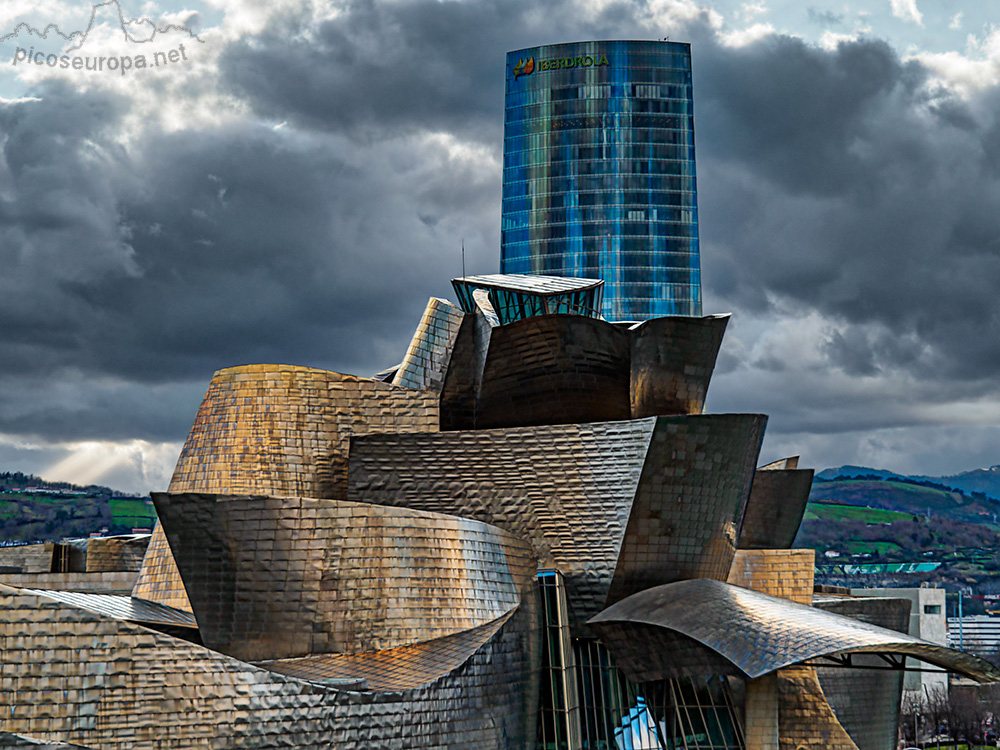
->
5, 274, 998, 750
502, 41, 701, 321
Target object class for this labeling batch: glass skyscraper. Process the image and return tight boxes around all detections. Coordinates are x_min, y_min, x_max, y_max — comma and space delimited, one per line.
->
501, 40, 702, 321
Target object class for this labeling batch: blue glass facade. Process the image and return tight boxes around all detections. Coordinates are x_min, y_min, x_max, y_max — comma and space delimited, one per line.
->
501, 40, 702, 321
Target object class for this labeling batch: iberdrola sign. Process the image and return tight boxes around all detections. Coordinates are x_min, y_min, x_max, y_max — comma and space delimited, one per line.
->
512, 53, 610, 79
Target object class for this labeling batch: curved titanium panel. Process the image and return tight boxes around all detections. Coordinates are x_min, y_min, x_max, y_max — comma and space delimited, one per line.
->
153, 492, 531, 662
349, 414, 765, 632
589, 579, 1000, 682
169, 364, 439, 500
255, 611, 514, 691
813, 596, 910, 750
629, 314, 728, 418
606, 413, 767, 605
439, 313, 493, 431
477, 315, 631, 428
0, 586, 539, 749
391, 298, 465, 392
130, 522, 192, 613
135, 365, 439, 611
348, 418, 655, 631
738, 468, 814, 550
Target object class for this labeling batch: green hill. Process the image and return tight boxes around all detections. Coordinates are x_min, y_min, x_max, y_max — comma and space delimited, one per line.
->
796, 475, 1000, 601
0, 472, 156, 542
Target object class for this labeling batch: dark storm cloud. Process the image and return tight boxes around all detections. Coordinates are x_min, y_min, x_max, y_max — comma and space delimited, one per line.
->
216, 0, 692, 141
0, 78, 501, 440
5, 0, 1000, 460
694, 35, 1000, 383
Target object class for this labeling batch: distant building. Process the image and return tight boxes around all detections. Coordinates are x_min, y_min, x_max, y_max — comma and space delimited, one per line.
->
947, 614, 1000, 659
501, 40, 701, 321
854, 586, 949, 697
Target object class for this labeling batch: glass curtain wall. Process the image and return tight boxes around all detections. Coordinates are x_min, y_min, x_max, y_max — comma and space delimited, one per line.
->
502, 40, 702, 321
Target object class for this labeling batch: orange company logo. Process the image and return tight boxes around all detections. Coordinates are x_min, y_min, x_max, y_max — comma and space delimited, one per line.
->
512, 56, 534, 79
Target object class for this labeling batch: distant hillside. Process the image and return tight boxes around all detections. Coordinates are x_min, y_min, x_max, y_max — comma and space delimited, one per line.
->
798, 474, 1000, 603
932, 465, 1000, 503
814, 465, 902, 481
0, 471, 155, 543
816, 464, 1000, 503
809, 476, 1000, 525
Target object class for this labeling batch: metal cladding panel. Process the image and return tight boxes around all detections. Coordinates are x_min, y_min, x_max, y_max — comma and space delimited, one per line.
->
391, 298, 466, 392
0, 587, 540, 749
348, 418, 656, 631
0, 734, 95, 749
775, 666, 861, 750
477, 315, 631, 428
439, 314, 491, 431
589, 579, 1000, 682
738, 468, 814, 550
168, 364, 439, 501
255, 611, 514, 691
605, 414, 767, 605
130, 522, 192, 614
152, 492, 533, 663
136, 364, 438, 613
813, 597, 910, 750
0, 544, 54, 574
629, 314, 728, 418
17, 589, 197, 630
726, 549, 816, 605
83, 537, 149, 573
441, 312, 731, 431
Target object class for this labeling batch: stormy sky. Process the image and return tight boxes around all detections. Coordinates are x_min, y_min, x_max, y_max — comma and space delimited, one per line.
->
1, 0, 1000, 493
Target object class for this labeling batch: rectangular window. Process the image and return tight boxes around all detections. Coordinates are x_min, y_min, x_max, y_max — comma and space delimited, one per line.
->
924, 604, 941, 615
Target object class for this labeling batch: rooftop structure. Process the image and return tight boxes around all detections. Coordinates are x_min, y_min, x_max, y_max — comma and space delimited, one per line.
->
451, 273, 604, 324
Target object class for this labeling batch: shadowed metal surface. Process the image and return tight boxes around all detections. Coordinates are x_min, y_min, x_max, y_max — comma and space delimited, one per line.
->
439, 312, 492, 431
349, 414, 764, 632
813, 596, 910, 750
605, 414, 767, 605
16, 589, 197, 629
776, 666, 861, 750
440, 313, 731, 431
629, 314, 728, 418
391, 298, 465, 392
349, 418, 654, 631
476, 315, 631, 428
0, 586, 539, 749
738, 468, 814, 550
255, 611, 515, 691
153, 492, 531, 662
589, 579, 1000, 682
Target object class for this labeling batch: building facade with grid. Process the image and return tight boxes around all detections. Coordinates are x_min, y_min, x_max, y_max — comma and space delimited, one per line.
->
501, 40, 702, 321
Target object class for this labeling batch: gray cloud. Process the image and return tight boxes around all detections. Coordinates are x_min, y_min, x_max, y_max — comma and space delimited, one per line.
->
3, 1, 1000, 480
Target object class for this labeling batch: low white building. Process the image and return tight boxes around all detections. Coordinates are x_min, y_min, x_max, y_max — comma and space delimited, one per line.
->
947, 615, 1000, 659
